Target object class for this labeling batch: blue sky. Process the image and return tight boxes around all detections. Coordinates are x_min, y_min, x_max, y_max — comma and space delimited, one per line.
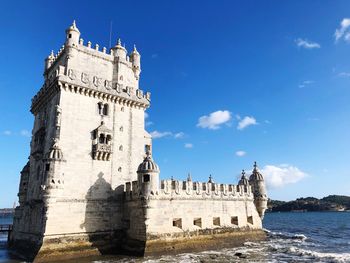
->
1, 0, 350, 207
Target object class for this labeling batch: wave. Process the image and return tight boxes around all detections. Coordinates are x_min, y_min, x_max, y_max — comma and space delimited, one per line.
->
267, 230, 308, 241
287, 246, 350, 263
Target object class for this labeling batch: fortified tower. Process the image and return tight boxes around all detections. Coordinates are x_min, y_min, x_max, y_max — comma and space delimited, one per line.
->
12, 22, 268, 262
12, 21, 151, 260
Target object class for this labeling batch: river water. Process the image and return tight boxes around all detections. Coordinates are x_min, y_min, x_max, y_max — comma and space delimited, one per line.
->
1, 212, 350, 262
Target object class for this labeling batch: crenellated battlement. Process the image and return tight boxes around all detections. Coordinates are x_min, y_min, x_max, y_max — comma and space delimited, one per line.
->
124, 179, 253, 201
34, 21, 148, 114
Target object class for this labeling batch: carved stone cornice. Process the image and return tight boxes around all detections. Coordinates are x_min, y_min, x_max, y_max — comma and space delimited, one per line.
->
58, 77, 150, 109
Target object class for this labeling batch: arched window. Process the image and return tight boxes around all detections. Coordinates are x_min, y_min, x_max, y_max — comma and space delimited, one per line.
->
143, 174, 150, 182
118, 167, 122, 172
99, 134, 105, 144
103, 104, 109, 116
106, 135, 112, 145
119, 145, 123, 151
120, 126, 123, 132
97, 102, 103, 115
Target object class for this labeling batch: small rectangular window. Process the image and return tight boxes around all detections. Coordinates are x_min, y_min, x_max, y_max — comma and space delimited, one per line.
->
45, 163, 50, 172
231, 216, 239, 226
247, 216, 253, 225
143, 174, 150, 182
173, 218, 182, 229
213, 217, 220, 226
194, 218, 202, 228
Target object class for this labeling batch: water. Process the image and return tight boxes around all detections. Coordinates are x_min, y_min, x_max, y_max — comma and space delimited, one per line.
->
1, 212, 350, 262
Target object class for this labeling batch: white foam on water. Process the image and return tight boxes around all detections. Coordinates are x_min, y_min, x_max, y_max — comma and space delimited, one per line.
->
287, 247, 350, 263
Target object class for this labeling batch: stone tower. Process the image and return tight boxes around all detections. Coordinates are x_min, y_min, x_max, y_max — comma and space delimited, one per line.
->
249, 162, 268, 218
11, 21, 152, 260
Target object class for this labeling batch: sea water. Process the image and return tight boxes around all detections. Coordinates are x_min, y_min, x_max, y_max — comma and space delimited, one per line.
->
1, 212, 350, 262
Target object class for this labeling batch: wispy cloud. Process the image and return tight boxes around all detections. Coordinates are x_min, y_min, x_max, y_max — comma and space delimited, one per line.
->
150, 131, 172, 139
20, 130, 31, 137
237, 116, 257, 130
335, 18, 350, 43
295, 38, 320, 49
144, 112, 149, 119
174, 132, 185, 139
3, 130, 11, 136
197, 110, 231, 130
235, 150, 246, 157
338, 72, 350, 77
184, 143, 193, 149
150, 130, 185, 139
298, 80, 314, 88
261, 164, 308, 189
151, 53, 158, 59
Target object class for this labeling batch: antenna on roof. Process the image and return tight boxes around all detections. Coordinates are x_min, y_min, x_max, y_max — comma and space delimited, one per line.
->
109, 20, 113, 49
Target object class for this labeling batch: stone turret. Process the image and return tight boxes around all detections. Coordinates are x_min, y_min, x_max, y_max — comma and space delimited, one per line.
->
65, 20, 80, 47
238, 170, 249, 186
44, 50, 55, 71
18, 162, 30, 205
249, 162, 268, 219
112, 38, 127, 60
129, 45, 141, 79
137, 150, 160, 196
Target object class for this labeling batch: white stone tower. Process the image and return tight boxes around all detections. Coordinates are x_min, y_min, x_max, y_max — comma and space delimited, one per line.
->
249, 162, 268, 218
12, 21, 152, 260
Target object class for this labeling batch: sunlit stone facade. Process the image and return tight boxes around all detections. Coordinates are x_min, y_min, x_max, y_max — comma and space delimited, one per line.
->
11, 22, 268, 262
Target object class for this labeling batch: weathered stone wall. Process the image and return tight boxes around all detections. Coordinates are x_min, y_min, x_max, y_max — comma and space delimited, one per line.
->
123, 179, 262, 245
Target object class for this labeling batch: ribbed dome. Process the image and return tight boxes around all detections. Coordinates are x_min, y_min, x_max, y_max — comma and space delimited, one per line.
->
238, 170, 249, 185
249, 162, 264, 181
46, 139, 63, 160
66, 20, 80, 33
137, 151, 159, 173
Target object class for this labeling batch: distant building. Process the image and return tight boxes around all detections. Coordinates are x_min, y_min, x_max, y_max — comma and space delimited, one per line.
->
11, 21, 268, 262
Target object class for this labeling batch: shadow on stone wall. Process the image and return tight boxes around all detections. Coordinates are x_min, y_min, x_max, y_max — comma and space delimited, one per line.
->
82, 172, 122, 255
81, 172, 148, 257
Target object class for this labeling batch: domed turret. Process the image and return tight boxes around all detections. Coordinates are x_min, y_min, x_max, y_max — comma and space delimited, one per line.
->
46, 139, 64, 160
137, 150, 160, 195
249, 162, 268, 219
129, 45, 141, 79
112, 38, 127, 60
238, 170, 249, 186
44, 50, 55, 71
65, 20, 80, 47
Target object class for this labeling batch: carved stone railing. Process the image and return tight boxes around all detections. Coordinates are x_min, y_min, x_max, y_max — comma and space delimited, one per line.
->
92, 143, 112, 161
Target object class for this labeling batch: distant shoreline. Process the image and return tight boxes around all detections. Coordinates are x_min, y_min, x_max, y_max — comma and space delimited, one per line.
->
268, 195, 350, 213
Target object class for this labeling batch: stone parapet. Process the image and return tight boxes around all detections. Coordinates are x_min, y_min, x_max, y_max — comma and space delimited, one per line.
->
124, 179, 253, 201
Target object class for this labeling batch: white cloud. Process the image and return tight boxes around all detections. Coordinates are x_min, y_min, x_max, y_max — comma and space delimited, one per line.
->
184, 143, 193, 148
151, 53, 158, 59
338, 72, 350, 77
144, 112, 149, 119
298, 80, 314, 88
3, 130, 11, 136
174, 132, 185, 139
145, 121, 153, 127
150, 130, 185, 139
335, 18, 350, 42
261, 164, 308, 189
150, 131, 172, 139
235, 150, 246, 157
20, 129, 31, 137
197, 110, 231, 130
295, 38, 320, 49
237, 116, 257, 130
